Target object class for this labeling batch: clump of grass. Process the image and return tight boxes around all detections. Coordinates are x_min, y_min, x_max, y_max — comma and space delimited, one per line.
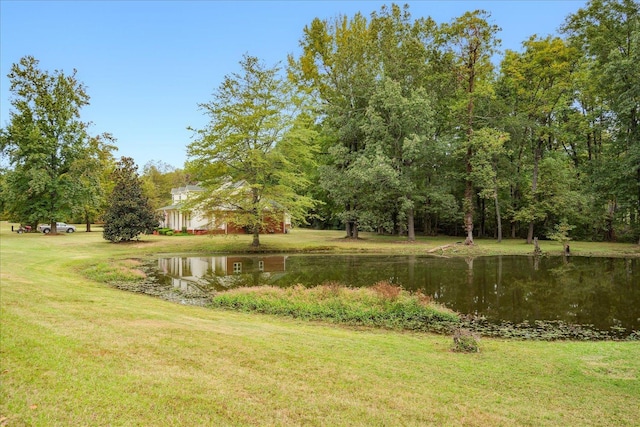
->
211, 282, 459, 333
83, 259, 147, 283
371, 281, 402, 301
452, 328, 480, 353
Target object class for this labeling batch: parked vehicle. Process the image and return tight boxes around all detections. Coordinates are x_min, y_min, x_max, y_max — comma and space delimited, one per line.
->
13, 225, 33, 233
37, 222, 76, 233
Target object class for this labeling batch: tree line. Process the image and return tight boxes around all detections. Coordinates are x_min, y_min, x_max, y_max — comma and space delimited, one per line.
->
1, 0, 639, 245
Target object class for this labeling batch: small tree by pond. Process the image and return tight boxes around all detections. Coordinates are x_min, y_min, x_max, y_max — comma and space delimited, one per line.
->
103, 157, 159, 243
548, 219, 575, 256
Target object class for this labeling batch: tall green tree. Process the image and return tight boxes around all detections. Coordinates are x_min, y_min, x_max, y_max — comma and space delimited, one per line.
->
498, 36, 578, 243
103, 157, 159, 242
0, 56, 94, 233
187, 55, 317, 247
361, 78, 434, 240
289, 12, 377, 239
563, 0, 640, 243
468, 128, 509, 242
71, 133, 116, 231
441, 10, 501, 245
365, 5, 440, 240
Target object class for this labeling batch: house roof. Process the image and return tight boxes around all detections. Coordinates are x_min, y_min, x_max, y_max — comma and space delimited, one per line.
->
158, 204, 181, 211
171, 184, 204, 195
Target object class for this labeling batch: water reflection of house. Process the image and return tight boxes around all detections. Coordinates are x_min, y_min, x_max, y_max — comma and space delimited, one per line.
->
158, 183, 291, 235
159, 256, 287, 287
216, 256, 286, 275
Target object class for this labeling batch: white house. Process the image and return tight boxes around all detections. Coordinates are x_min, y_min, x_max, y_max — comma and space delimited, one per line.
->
158, 185, 212, 234
158, 183, 291, 235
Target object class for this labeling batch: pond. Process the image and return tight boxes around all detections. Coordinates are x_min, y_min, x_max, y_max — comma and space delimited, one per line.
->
153, 254, 639, 337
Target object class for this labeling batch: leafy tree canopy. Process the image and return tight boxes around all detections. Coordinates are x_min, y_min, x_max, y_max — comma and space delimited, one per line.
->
187, 55, 318, 246
0, 56, 109, 232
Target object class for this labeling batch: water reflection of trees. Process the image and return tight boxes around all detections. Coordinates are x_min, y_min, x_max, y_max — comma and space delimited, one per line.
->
282, 256, 639, 332
157, 255, 638, 332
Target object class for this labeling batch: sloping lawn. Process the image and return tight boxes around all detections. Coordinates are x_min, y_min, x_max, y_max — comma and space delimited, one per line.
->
1, 224, 638, 425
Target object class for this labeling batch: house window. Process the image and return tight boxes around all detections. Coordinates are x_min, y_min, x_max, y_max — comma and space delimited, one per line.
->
258, 261, 264, 272
233, 262, 242, 274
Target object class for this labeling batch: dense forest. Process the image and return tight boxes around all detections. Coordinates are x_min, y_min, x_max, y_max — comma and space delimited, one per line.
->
2, 0, 639, 244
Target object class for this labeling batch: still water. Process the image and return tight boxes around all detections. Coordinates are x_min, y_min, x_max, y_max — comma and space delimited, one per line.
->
155, 254, 639, 334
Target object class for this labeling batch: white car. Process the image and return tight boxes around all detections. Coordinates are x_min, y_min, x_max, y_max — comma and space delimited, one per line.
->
38, 222, 77, 233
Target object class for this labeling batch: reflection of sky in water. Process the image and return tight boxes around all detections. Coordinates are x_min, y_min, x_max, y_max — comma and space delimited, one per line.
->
155, 255, 640, 334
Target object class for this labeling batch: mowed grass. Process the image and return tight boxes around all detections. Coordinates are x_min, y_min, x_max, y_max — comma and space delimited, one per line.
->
1, 223, 639, 426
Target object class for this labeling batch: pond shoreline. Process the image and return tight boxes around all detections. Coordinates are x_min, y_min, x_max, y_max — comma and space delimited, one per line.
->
99, 256, 640, 341
107, 276, 640, 341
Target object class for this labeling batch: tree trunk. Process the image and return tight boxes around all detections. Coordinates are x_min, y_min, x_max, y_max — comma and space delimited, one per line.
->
527, 141, 542, 244
533, 237, 541, 256
463, 47, 476, 246
479, 197, 486, 238
392, 209, 400, 236
495, 193, 502, 243
85, 209, 92, 232
464, 146, 474, 245
407, 207, 415, 242
606, 201, 615, 241
527, 222, 535, 246
464, 176, 474, 245
251, 190, 261, 246
637, 167, 640, 245
50, 217, 58, 235
345, 221, 352, 239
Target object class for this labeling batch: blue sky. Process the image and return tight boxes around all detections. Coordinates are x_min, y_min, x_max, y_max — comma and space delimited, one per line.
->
1, 1, 586, 169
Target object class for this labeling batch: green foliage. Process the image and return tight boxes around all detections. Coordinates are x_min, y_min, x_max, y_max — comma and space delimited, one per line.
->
548, 219, 575, 249
468, 128, 509, 199
563, 0, 640, 244
289, 11, 379, 238
187, 55, 318, 246
141, 160, 191, 210
211, 282, 460, 333
70, 133, 117, 229
498, 36, 580, 242
0, 56, 105, 231
5, 4, 639, 244
360, 78, 436, 238
102, 157, 160, 242
291, 5, 450, 238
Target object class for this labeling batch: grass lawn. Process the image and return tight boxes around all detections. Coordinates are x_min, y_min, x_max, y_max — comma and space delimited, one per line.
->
1, 223, 639, 426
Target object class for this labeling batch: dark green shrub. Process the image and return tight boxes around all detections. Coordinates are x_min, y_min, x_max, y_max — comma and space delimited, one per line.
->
103, 157, 160, 243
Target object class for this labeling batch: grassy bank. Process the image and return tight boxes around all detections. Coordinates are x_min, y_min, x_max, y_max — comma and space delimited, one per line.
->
211, 283, 459, 333
1, 223, 639, 425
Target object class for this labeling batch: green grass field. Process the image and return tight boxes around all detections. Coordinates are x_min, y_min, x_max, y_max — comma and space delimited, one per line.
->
1, 223, 639, 426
